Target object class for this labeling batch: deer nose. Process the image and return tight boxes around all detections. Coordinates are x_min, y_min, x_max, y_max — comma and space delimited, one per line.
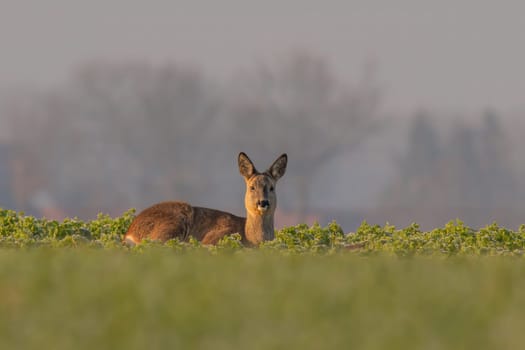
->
258, 200, 270, 208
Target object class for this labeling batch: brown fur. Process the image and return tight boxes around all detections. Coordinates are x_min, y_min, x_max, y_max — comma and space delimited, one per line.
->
124, 153, 287, 246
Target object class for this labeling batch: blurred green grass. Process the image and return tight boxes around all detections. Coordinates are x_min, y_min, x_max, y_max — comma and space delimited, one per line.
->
1, 250, 524, 350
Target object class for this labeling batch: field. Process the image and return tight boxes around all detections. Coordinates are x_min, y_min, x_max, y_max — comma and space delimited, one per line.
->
1, 209, 525, 349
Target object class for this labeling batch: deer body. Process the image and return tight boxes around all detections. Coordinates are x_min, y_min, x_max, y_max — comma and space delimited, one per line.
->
124, 153, 287, 246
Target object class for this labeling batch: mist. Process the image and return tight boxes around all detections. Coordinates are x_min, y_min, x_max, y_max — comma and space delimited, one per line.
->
1, 0, 524, 230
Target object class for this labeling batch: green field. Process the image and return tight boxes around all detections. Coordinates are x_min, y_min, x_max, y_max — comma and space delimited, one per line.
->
1, 209, 525, 349
1, 251, 524, 350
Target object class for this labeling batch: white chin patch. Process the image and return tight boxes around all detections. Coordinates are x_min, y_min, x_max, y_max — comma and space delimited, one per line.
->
257, 206, 269, 214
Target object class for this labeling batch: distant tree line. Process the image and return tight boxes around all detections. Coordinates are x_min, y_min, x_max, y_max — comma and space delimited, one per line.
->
383, 110, 519, 212
2, 52, 524, 230
2, 52, 381, 219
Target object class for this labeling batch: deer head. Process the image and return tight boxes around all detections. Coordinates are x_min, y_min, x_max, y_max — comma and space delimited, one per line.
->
238, 152, 287, 244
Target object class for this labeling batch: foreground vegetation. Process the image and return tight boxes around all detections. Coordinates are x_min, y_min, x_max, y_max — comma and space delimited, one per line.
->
0, 208, 524, 256
1, 209, 525, 349
1, 250, 524, 350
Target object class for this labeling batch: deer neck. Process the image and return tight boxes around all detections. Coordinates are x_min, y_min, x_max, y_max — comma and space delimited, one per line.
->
244, 211, 274, 246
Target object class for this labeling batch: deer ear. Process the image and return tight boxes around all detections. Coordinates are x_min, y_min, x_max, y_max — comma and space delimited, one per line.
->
268, 153, 287, 181
238, 152, 257, 179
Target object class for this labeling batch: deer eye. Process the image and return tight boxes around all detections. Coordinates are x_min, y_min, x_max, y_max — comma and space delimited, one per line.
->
269, 186, 274, 192
250, 186, 255, 191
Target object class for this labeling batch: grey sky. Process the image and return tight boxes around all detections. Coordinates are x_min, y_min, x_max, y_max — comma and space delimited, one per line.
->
1, 0, 524, 114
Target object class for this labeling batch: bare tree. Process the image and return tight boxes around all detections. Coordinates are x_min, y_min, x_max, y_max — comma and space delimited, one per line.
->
6, 62, 221, 218
383, 111, 521, 228
383, 112, 443, 206
478, 109, 517, 206
229, 52, 382, 220
72, 62, 221, 202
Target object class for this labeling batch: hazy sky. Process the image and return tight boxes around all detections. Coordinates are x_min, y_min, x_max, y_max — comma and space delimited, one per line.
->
1, 0, 524, 114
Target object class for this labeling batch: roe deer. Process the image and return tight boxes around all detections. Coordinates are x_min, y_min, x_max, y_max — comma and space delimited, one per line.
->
124, 152, 287, 246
